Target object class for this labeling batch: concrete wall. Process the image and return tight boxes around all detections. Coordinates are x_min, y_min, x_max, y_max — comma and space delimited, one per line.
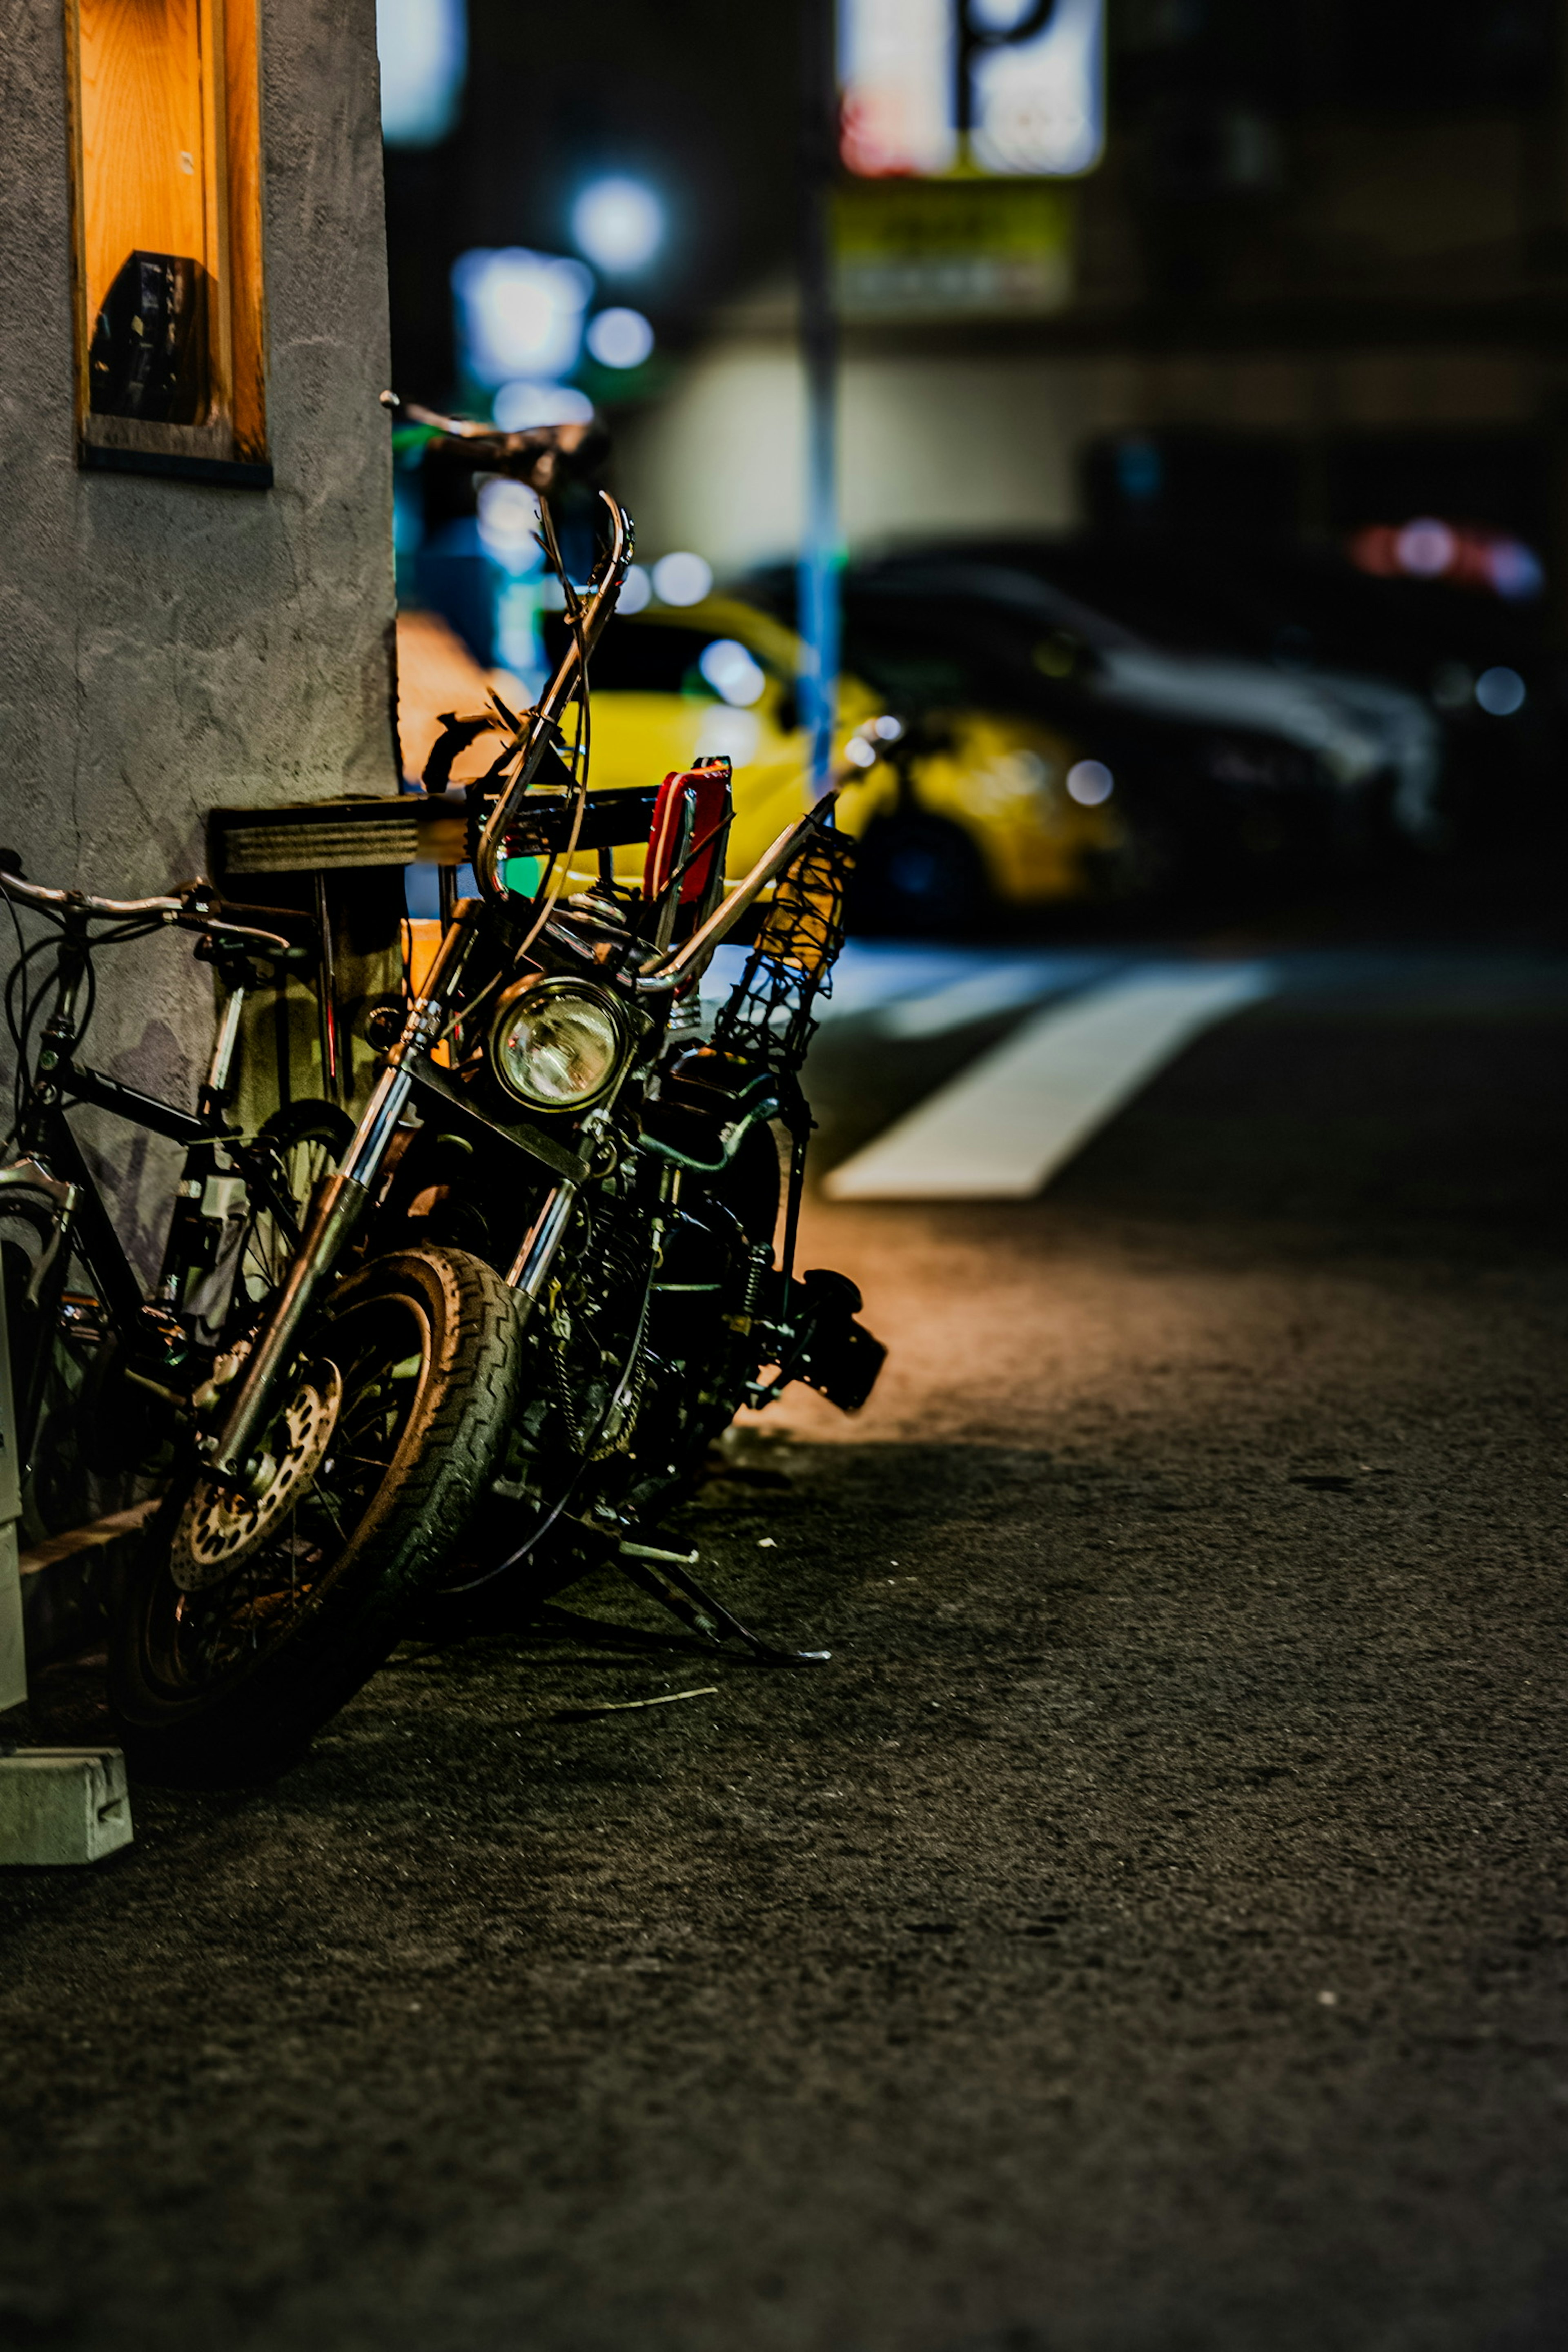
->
0, 0, 395, 1178
616, 341, 1143, 576
615, 330, 1547, 580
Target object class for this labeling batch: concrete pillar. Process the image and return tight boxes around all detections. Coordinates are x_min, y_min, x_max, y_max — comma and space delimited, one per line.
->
0, 0, 397, 1166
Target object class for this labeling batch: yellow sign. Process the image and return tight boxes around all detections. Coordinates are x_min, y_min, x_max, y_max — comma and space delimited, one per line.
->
834, 178, 1073, 320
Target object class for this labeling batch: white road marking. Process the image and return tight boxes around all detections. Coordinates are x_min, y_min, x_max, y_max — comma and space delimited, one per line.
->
812, 943, 978, 1023
824, 963, 1275, 1201
878, 954, 1114, 1040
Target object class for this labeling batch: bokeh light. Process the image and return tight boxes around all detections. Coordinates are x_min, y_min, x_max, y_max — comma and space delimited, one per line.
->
452, 249, 591, 388
1394, 518, 1457, 579
1349, 519, 1545, 602
653, 551, 713, 607
571, 178, 665, 274
1067, 759, 1114, 805
1488, 541, 1545, 601
694, 706, 761, 766
492, 381, 594, 430
475, 478, 542, 572
586, 308, 655, 370
617, 565, 653, 615
1475, 666, 1526, 717
376, 0, 466, 147
698, 639, 766, 707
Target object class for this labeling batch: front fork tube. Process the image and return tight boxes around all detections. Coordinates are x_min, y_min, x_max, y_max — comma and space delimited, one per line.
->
205, 1072, 410, 1482
207, 915, 479, 1486
506, 1180, 579, 1303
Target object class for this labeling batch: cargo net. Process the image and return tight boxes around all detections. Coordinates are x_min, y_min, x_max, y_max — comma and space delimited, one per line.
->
710, 823, 855, 1077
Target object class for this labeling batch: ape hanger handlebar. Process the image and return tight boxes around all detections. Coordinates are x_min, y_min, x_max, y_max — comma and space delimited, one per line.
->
383, 390, 636, 906
384, 393, 608, 496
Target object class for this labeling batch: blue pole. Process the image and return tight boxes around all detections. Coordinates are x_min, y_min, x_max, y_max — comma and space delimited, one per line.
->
798, 0, 840, 799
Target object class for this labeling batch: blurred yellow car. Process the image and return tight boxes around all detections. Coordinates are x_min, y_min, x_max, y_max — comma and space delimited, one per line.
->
551, 596, 1122, 931
396, 596, 1123, 933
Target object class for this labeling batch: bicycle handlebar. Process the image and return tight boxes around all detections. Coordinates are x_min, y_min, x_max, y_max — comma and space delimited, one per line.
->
0, 866, 184, 920
175, 913, 300, 956
0, 864, 297, 956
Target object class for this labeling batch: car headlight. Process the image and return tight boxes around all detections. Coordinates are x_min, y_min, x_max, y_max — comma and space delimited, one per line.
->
488, 978, 627, 1113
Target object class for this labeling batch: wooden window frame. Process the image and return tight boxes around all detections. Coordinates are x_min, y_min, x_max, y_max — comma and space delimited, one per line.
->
64, 0, 270, 489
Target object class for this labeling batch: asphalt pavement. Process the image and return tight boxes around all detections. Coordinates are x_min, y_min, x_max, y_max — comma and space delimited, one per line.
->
6, 874, 1568, 2352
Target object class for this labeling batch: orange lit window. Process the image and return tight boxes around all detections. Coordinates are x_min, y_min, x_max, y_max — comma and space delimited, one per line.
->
65, 0, 269, 486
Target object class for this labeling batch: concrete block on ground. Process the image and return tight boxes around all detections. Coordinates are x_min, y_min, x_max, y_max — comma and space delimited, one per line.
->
0, 1749, 133, 1866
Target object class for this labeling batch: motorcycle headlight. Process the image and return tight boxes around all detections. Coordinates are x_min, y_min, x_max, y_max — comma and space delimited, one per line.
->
488, 978, 628, 1113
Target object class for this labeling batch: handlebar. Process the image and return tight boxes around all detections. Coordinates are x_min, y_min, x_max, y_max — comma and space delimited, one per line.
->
471, 490, 637, 902
382, 389, 634, 908
0, 863, 298, 957
176, 913, 304, 958
0, 865, 184, 920
390, 396, 608, 495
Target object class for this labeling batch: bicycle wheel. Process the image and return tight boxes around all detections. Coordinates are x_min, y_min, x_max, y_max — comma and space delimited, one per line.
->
164, 1100, 354, 1354
0, 1193, 96, 1537
109, 1244, 524, 1785
240, 1098, 355, 1301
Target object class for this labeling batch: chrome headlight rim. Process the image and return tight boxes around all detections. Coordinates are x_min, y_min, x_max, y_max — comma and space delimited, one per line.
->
486, 975, 630, 1115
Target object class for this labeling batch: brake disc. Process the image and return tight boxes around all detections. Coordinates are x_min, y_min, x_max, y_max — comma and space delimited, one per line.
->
170, 1360, 343, 1594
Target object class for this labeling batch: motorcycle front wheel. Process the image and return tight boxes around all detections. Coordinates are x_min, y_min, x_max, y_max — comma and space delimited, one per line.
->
109, 1245, 524, 1786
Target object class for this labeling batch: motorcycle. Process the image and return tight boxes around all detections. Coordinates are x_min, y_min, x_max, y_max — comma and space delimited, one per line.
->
107, 406, 887, 1784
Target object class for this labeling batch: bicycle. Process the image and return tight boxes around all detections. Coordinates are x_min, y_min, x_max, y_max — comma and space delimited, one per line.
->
0, 859, 354, 1544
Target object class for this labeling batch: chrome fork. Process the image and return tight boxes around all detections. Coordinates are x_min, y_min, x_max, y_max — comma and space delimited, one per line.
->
204, 940, 468, 1488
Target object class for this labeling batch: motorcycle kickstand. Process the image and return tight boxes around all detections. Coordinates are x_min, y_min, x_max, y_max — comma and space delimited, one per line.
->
615, 1539, 830, 1667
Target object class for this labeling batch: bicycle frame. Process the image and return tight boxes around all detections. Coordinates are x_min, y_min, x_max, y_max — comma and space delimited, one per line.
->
0, 899, 314, 1463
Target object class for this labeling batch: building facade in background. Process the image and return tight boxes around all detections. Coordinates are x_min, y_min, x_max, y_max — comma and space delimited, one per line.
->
615, 0, 1568, 591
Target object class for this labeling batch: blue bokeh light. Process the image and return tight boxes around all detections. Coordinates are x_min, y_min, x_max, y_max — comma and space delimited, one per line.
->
572, 178, 665, 274
377, 0, 466, 147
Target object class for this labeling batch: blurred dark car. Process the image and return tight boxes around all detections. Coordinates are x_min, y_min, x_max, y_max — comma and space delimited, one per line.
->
745, 552, 1432, 930
899, 533, 1558, 848
1105, 532, 1557, 838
